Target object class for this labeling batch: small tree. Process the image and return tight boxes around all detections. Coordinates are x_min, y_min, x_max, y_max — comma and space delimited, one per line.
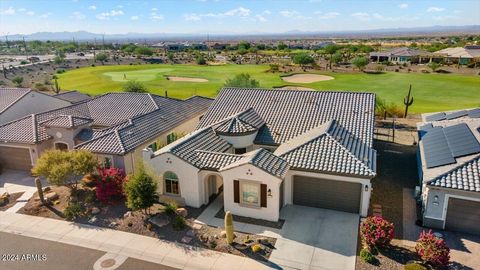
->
12, 76, 23, 87
95, 53, 108, 65
293, 53, 315, 67
427, 62, 441, 72
96, 167, 126, 203
167, 52, 175, 63
134, 47, 154, 56
360, 216, 394, 247
196, 54, 206, 65
224, 73, 260, 88
31, 150, 97, 192
124, 163, 157, 214
352, 57, 369, 71
415, 230, 450, 267
123, 80, 147, 93
330, 52, 343, 66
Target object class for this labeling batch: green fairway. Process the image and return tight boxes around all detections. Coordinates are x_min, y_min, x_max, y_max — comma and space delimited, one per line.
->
57, 64, 480, 113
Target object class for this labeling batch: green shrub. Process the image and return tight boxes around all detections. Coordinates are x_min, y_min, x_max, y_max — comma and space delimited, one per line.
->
64, 202, 84, 220
172, 215, 186, 230
209, 240, 217, 248
20, 60, 29, 65
251, 244, 262, 253
164, 202, 177, 216
360, 248, 375, 264
404, 263, 428, 270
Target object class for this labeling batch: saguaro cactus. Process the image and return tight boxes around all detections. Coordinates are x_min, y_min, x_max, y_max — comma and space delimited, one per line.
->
224, 211, 234, 245
403, 85, 414, 118
35, 177, 45, 205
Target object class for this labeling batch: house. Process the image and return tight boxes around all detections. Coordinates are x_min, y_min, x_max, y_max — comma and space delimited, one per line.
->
0, 88, 71, 125
53, 90, 91, 104
417, 108, 480, 235
0, 92, 212, 172
143, 88, 376, 222
369, 47, 432, 64
434, 46, 480, 66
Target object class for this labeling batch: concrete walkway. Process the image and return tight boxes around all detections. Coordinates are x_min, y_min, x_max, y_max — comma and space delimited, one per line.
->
0, 211, 274, 270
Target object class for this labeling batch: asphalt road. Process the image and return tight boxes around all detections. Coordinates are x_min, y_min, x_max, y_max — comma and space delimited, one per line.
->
0, 232, 179, 270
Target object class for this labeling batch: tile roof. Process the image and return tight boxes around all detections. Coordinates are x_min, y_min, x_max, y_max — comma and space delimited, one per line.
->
428, 155, 480, 192
220, 148, 290, 178
198, 88, 375, 146
53, 91, 91, 104
215, 108, 265, 134
41, 115, 93, 128
370, 47, 428, 57
276, 120, 376, 177
0, 88, 31, 113
195, 150, 244, 170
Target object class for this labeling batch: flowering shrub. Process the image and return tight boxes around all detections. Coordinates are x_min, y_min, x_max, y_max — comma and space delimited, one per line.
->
415, 230, 450, 267
360, 216, 395, 247
95, 167, 126, 203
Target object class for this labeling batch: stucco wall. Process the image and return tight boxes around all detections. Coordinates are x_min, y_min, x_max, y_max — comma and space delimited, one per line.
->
219, 131, 258, 148
221, 164, 281, 222
283, 170, 372, 217
0, 92, 71, 124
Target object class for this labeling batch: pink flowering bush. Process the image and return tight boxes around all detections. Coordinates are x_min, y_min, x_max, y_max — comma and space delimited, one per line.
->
415, 230, 450, 267
95, 167, 126, 203
360, 216, 395, 247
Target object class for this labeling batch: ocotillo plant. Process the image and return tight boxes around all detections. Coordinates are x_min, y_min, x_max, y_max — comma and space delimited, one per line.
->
35, 177, 45, 205
224, 211, 234, 245
403, 85, 414, 118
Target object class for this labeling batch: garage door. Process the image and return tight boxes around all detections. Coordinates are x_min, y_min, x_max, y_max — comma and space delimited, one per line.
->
0, 146, 32, 171
445, 198, 480, 235
293, 176, 362, 213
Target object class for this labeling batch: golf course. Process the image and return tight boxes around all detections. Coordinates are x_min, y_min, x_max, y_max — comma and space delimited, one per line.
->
57, 64, 480, 113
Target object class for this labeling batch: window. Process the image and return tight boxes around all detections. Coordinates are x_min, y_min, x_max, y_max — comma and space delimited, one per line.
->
234, 148, 247, 154
148, 142, 158, 152
55, 142, 68, 151
164, 171, 179, 195
241, 182, 260, 207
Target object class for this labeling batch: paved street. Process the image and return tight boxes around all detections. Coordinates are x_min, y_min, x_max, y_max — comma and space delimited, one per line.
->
0, 232, 179, 270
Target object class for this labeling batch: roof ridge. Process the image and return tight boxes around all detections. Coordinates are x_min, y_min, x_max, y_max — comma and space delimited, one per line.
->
114, 129, 126, 154
0, 88, 31, 114
194, 149, 240, 157
427, 154, 480, 186
147, 94, 159, 110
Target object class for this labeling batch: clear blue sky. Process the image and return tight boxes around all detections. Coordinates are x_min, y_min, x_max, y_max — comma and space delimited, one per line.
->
1, 0, 479, 35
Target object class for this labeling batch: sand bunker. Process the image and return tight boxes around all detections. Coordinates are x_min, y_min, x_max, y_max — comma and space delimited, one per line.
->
167, 76, 208, 82
277, 86, 315, 91
281, 74, 334, 83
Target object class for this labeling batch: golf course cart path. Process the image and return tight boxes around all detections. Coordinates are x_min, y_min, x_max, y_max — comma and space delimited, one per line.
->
166, 76, 208, 82
282, 74, 334, 83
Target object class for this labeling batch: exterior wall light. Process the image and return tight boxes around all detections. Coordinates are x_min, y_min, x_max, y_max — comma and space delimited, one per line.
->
432, 195, 439, 206
364, 185, 369, 192
268, 188, 272, 197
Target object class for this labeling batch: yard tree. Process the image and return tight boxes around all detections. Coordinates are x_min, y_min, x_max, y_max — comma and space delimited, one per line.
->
167, 52, 175, 63
31, 150, 97, 192
352, 56, 369, 71
123, 80, 148, 93
196, 54, 207, 65
95, 53, 108, 65
224, 73, 260, 88
12, 76, 24, 87
134, 47, 154, 56
427, 62, 441, 72
277, 42, 288, 50
331, 52, 343, 66
124, 163, 157, 214
324, 44, 339, 69
293, 53, 315, 67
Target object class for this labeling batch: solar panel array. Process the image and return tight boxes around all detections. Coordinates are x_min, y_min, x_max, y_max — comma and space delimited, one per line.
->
425, 112, 446, 122
425, 108, 480, 122
446, 110, 468, 120
469, 108, 480, 118
423, 123, 480, 168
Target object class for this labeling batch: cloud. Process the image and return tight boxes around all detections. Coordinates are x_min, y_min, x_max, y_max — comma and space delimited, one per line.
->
96, 10, 124, 20
26, 11, 35, 16
150, 11, 164, 21
130, 15, 139, 20
427, 7, 445, 12
88, 5, 96, 10
262, 10, 271, 15
39, 12, 52, 18
255, 14, 267, 22
314, 11, 340, 19
184, 13, 201, 21
280, 10, 299, 18
183, 7, 251, 21
18, 8, 26, 12
399, 3, 408, 9
151, 8, 158, 11
351, 12, 370, 21
72, 11, 85, 20
1, 7, 15, 15
117, 5, 123, 9
433, 15, 456, 21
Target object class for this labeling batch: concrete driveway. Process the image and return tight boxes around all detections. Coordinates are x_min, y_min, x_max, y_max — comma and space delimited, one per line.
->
269, 205, 359, 270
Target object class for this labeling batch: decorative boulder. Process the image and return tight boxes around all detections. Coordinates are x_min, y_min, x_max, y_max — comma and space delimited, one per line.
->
175, 208, 188, 217
0, 192, 9, 206
220, 230, 227, 238
45, 192, 59, 202
91, 207, 100, 215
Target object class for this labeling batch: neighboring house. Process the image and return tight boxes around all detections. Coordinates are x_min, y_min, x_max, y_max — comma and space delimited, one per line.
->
0, 92, 212, 172
369, 47, 432, 64
53, 90, 91, 104
417, 108, 480, 235
0, 88, 71, 125
143, 88, 376, 222
434, 46, 480, 66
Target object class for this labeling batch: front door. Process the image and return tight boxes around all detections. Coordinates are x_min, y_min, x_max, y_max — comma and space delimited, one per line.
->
208, 175, 217, 202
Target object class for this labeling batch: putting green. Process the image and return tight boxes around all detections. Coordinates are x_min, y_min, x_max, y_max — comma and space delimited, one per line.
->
104, 68, 175, 82
57, 64, 480, 114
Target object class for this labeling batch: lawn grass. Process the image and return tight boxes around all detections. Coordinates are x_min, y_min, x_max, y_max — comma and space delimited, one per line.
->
57, 64, 480, 113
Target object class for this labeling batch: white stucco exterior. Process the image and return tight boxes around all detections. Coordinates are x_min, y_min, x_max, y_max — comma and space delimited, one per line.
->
219, 131, 258, 148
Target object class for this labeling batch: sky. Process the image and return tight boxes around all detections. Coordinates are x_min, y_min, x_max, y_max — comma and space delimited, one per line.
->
1, 0, 479, 35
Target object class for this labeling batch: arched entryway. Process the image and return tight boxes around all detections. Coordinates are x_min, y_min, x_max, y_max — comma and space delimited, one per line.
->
204, 173, 223, 204
54, 142, 69, 151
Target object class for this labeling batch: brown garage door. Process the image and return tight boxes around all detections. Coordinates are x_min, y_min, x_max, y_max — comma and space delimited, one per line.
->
293, 175, 362, 213
0, 146, 32, 171
445, 197, 480, 235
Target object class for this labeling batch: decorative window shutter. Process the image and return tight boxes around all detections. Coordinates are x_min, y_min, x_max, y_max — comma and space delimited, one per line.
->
233, 180, 240, 203
260, 184, 267, 208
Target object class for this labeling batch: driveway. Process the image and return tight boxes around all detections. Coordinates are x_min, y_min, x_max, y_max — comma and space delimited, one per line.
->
270, 205, 359, 270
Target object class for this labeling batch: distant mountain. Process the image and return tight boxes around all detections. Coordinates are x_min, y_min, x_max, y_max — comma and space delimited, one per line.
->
6, 25, 480, 42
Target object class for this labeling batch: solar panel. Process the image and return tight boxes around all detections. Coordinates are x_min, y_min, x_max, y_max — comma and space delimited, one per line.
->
444, 123, 480, 157
446, 110, 468, 120
468, 108, 480, 118
425, 112, 446, 122
418, 123, 433, 131
422, 127, 455, 168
